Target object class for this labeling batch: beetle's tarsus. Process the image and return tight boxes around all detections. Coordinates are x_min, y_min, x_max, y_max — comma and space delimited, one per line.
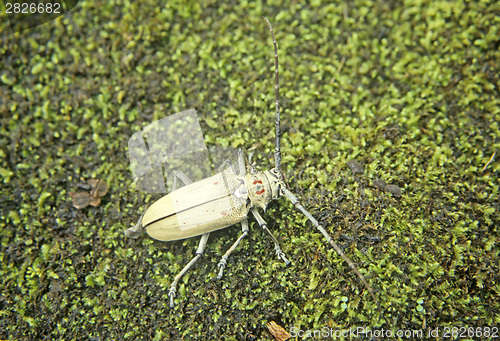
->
124, 228, 142, 238
216, 219, 249, 280
276, 249, 291, 266
250, 208, 291, 266
168, 287, 176, 308
217, 258, 227, 279
124, 218, 144, 239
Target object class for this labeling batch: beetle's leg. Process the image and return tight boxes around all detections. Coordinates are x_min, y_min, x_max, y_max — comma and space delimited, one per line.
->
124, 211, 146, 238
282, 188, 380, 312
251, 208, 290, 266
170, 170, 209, 308
171, 170, 193, 190
168, 232, 209, 308
237, 149, 246, 177
217, 218, 249, 279
216, 159, 232, 172
215, 149, 249, 279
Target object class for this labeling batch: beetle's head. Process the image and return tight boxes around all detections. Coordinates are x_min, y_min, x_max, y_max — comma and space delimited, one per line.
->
246, 171, 272, 211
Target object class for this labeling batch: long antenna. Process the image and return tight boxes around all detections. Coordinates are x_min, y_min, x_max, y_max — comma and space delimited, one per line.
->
262, 17, 281, 173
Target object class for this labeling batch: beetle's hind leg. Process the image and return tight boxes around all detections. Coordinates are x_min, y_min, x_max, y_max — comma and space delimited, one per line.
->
124, 211, 146, 238
168, 233, 209, 308
217, 219, 249, 279
251, 208, 290, 266
167, 171, 213, 307
216, 150, 250, 278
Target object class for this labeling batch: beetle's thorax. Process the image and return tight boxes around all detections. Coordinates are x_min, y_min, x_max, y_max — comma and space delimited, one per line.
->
244, 168, 284, 211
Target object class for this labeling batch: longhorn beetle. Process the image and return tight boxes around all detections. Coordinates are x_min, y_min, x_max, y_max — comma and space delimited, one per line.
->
125, 17, 380, 311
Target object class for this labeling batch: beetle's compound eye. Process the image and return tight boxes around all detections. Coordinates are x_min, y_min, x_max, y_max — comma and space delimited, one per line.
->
252, 179, 265, 195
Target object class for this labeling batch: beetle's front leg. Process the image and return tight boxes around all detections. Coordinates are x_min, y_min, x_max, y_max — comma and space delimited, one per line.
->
251, 208, 290, 266
217, 219, 249, 279
282, 188, 380, 311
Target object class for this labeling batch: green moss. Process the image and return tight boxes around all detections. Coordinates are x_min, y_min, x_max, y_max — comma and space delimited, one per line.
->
1, 0, 499, 339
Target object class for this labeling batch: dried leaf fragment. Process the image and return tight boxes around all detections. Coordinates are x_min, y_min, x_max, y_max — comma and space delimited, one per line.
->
88, 178, 108, 197
267, 321, 290, 341
69, 192, 92, 209
70, 178, 108, 209
89, 195, 101, 207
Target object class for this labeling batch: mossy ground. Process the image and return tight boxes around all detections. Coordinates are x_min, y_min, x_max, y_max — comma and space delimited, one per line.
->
1, 0, 499, 340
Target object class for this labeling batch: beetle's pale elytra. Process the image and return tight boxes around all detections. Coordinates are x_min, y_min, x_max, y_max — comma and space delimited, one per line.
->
125, 17, 379, 311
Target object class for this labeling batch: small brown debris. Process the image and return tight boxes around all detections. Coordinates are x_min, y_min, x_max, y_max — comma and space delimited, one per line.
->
69, 192, 92, 209
267, 321, 290, 341
89, 195, 101, 207
88, 178, 108, 197
372, 179, 387, 190
385, 184, 402, 198
70, 178, 108, 209
346, 160, 364, 174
